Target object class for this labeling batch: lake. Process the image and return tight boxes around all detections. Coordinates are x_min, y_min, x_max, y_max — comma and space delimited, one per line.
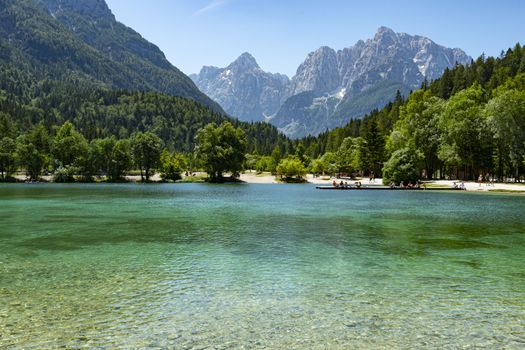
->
0, 183, 524, 349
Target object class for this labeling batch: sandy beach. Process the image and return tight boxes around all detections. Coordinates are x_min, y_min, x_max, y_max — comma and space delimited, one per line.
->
12, 171, 525, 192
240, 171, 525, 192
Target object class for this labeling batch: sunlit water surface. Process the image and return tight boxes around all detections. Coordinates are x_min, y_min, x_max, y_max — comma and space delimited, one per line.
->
0, 183, 524, 349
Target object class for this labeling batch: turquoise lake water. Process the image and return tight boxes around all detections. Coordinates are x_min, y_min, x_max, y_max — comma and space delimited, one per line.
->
0, 183, 524, 349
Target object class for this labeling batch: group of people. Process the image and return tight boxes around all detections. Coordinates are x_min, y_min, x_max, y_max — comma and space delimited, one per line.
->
388, 181, 423, 189
332, 180, 362, 189
478, 173, 495, 187
453, 181, 467, 190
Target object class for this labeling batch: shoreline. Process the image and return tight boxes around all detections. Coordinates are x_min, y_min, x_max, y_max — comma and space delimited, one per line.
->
7, 172, 525, 193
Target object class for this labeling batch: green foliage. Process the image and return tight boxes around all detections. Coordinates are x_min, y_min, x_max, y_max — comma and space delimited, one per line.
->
109, 139, 132, 182
88, 137, 132, 181
294, 142, 310, 168
271, 146, 282, 166
52, 121, 89, 170
336, 137, 360, 174
0, 136, 16, 179
160, 149, 185, 182
195, 122, 247, 180
359, 119, 385, 176
0, 0, 222, 113
15, 124, 50, 180
382, 145, 424, 185
437, 83, 493, 179
318, 152, 339, 175
53, 165, 81, 183
0, 64, 288, 156
130, 131, 163, 182
484, 88, 525, 179
255, 156, 276, 173
388, 90, 444, 179
244, 153, 259, 171
276, 157, 307, 179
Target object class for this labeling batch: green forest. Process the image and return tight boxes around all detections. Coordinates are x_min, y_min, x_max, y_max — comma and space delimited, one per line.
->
1, 44, 525, 183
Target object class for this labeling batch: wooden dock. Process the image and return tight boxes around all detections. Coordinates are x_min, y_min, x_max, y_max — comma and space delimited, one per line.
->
316, 185, 465, 191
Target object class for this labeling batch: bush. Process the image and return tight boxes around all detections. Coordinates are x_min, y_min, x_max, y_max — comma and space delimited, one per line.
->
53, 166, 79, 183
276, 157, 307, 179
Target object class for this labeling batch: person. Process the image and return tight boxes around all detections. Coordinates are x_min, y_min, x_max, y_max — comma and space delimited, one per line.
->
478, 174, 483, 187
333, 180, 337, 188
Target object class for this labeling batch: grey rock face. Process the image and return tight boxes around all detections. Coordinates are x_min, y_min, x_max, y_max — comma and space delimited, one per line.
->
274, 27, 471, 138
193, 27, 471, 138
288, 46, 340, 96
191, 53, 289, 122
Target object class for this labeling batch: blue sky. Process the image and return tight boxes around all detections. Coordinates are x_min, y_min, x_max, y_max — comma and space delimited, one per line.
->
105, 0, 525, 77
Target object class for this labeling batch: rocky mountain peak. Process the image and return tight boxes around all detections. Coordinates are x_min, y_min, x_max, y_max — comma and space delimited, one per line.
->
290, 46, 339, 96
228, 52, 260, 72
374, 26, 396, 38
191, 53, 289, 122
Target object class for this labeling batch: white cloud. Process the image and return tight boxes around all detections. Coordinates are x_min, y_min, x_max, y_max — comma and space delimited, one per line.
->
193, 0, 230, 16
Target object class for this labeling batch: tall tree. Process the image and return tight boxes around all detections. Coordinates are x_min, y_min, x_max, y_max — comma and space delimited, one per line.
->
485, 89, 525, 180
195, 122, 247, 181
0, 137, 17, 180
360, 119, 385, 176
130, 132, 163, 182
52, 121, 89, 169
438, 83, 492, 179
15, 125, 51, 180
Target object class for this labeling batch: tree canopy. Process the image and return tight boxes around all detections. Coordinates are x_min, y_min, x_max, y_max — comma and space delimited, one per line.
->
195, 122, 247, 180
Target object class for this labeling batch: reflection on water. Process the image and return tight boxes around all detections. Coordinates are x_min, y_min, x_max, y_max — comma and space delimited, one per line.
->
0, 184, 524, 348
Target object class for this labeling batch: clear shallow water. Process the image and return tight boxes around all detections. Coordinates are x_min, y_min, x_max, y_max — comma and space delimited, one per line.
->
0, 184, 524, 349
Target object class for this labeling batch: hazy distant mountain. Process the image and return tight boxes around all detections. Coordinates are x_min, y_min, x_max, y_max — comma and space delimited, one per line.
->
193, 27, 471, 138
190, 53, 289, 122
0, 0, 223, 112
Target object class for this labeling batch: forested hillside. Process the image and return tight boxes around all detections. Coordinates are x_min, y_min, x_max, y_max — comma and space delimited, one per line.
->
0, 66, 289, 155
0, 0, 223, 112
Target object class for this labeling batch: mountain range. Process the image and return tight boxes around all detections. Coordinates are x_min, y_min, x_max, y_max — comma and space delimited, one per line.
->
192, 27, 471, 138
0, 0, 472, 140
0, 0, 223, 113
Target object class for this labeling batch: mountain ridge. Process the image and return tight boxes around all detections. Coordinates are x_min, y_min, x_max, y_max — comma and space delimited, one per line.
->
192, 27, 471, 138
